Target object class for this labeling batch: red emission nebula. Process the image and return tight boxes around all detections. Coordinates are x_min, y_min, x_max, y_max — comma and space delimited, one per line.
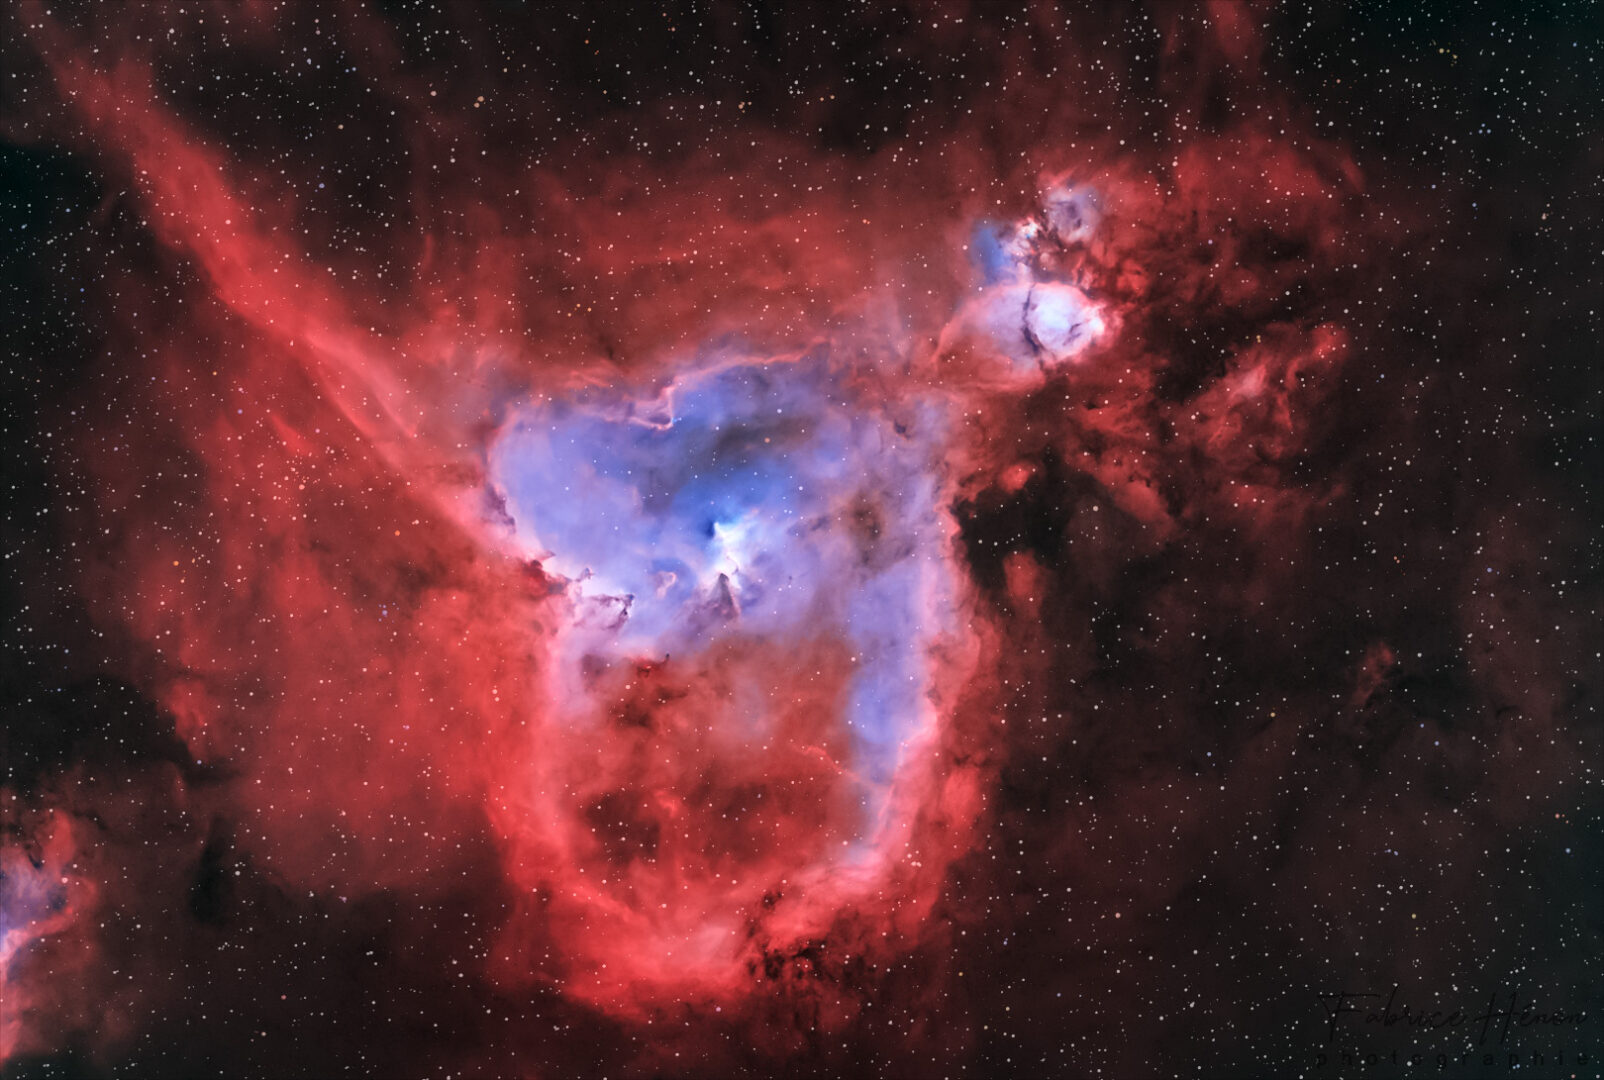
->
2, 3, 1599, 1079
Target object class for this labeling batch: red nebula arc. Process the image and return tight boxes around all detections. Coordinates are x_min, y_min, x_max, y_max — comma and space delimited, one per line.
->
2, 4, 1400, 1071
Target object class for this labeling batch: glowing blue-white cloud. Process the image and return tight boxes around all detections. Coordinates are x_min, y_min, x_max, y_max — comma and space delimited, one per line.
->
489, 352, 956, 830
955, 184, 1107, 377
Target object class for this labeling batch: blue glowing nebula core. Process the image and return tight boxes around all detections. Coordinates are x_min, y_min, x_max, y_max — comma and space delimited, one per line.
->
490, 353, 957, 838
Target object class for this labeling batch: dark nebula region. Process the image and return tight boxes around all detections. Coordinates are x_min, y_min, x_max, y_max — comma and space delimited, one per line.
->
2, 3, 1600, 1078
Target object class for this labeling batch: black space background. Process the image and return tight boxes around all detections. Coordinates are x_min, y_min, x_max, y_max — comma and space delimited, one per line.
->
2, 2, 1601, 1079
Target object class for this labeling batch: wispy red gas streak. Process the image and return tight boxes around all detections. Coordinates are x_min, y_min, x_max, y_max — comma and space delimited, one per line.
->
8, 5, 1530, 1076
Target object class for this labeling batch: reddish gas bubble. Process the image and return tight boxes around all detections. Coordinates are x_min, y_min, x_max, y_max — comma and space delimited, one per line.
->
2, 2, 1407, 1067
